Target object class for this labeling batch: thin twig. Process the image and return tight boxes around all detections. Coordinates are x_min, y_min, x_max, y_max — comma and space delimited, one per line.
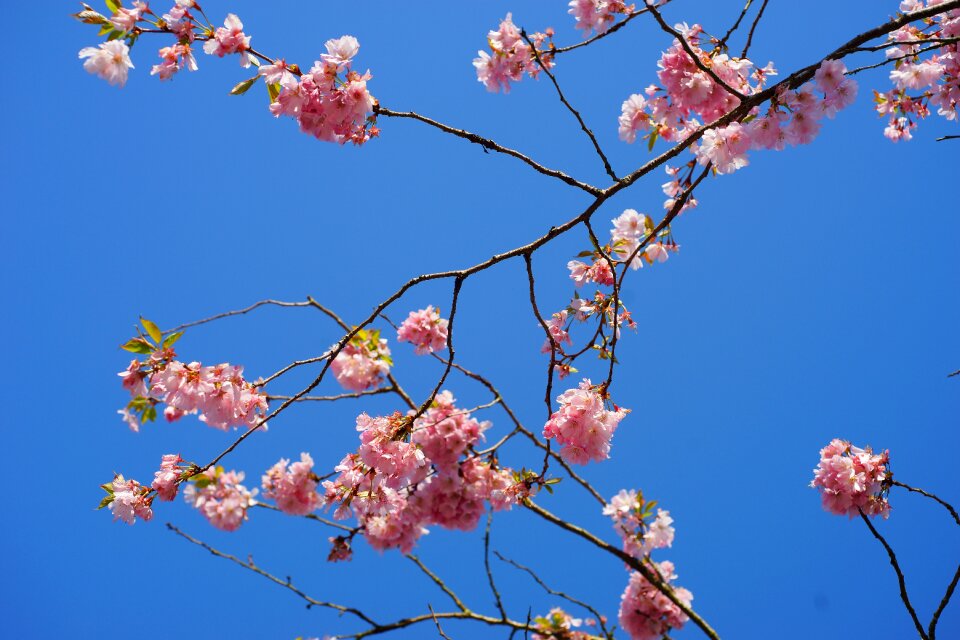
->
740, 0, 770, 58
406, 555, 470, 612
929, 562, 960, 640
163, 299, 312, 333
428, 604, 455, 640
373, 106, 601, 195
521, 29, 618, 181
718, 0, 754, 49
166, 523, 377, 625
892, 480, 960, 526
858, 509, 929, 639
485, 511, 508, 621
553, 0, 675, 54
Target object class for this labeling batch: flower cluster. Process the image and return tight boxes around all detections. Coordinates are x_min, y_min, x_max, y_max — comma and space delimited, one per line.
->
532, 607, 597, 640
75, 6, 376, 145
331, 329, 393, 392
411, 391, 489, 470
568, 0, 634, 37
397, 306, 449, 355
604, 490, 675, 559
104, 474, 153, 525
474, 14, 554, 93
542, 379, 629, 464
269, 36, 379, 145
876, 3, 959, 141
184, 467, 257, 532
152, 453, 185, 502
323, 404, 516, 554
619, 561, 693, 640
811, 438, 891, 518
262, 453, 321, 515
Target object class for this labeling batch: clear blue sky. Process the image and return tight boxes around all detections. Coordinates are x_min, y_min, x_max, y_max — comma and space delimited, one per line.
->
3, 2, 957, 639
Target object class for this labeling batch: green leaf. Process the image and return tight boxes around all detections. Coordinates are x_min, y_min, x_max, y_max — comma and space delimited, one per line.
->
230, 76, 260, 96
576, 250, 594, 258
73, 8, 110, 25
105, 0, 121, 14
97, 494, 115, 510
267, 82, 280, 102
140, 318, 162, 344
143, 406, 157, 423
106, 28, 123, 41
121, 338, 153, 354
162, 331, 184, 349
100, 482, 115, 494
647, 127, 659, 152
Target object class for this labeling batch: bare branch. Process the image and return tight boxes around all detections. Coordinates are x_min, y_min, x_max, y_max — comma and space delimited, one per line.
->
406, 555, 470, 613
485, 511, 508, 621
892, 480, 960, 526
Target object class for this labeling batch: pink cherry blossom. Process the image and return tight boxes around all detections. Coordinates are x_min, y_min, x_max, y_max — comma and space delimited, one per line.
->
108, 475, 153, 525
79, 41, 135, 87
397, 306, 449, 355
150, 43, 198, 81
542, 379, 629, 464
411, 391, 489, 471
149, 360, 268, 431
474, 14, 553, 93
320, 35, 360, 70
414, 458, 514, 531
542, 310, 573, 354
118, 359, 148, 397
202, 13, 251, 66
331, 332, 392, 392
152, 454, 184, 502
533, 606, 592, 640
118, 407, 140, 432
568, 0, 632, 37
262, 453, 321, 515
183, 467, 256, 531
109, 2, 146, 32
605, 490, 676, 558
811, 438, 891, 518
619, 561, 692, 640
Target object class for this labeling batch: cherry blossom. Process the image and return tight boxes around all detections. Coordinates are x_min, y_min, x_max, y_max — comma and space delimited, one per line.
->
107, 475, 153, 525
151, 454, 184, 502
411, 391, 488, 471
568, 0, 633, 37
331, 330, 392, 391
262, 453, 321, 515
397, 306, 449, 355
78, 41, 135, 87
202, 13, 252, 66
811, 438, 891, 518
150, 43, 198, 81
532, 606, 594, 640
619, 561, 693, 640
474, 14, 553, 93
183, 467, 256, 532
543, 379, 629, 464
605, 490, 675, 559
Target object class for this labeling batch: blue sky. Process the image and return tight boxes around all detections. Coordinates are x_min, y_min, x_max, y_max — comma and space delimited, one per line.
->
2, 1, 958, 639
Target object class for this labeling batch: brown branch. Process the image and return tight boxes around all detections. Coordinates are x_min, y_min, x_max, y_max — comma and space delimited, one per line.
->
166, 523, 377, 625
740, 0, 770, 58
428, 604, 455, 640
642, 1, 747, 100
524, 252, 558, 420
373, 106, 602, 195
858, 509, 929, 639
892, 480, 960, 526
495, 550, 613, 639
252, 501, 356, 532
523, 500, 720, 640
265, 387, 396, 403
929, 562, 960, 640
718, 0, 754, 49
406, 555, 470, 612
485, 511, 508, 621
521, 29, 618, 181
163, 299, 312, 333
553, 0, 676, 55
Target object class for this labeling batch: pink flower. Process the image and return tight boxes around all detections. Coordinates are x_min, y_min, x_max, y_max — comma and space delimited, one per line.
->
109, 2, 146, 32
619, 94, 652, 143
411, 391, 489, 471
695, 122, 750, 174
259, 59, 295, 85
79, 41, 135, 87
397, 306, 449, 355
202, 13, 251, 66
605, 490, 676, 558
183, 468, 256, 531
619, 561, 692, 640
320, 35, 360, 70
118, 359, 148, 396
108, 475, 153, 525
152, 454, 184, 501
811, 438, 891, 518
117, 407, 140, 432
542, 310, 573, 354
150, 360, 268, 430
414, 458, 513, 531
150, 43, 198, 81
331, 331, 392, 391
262, 453, 320, 515
568, 0, 629, 37
473, 14, 552, 93
532, 607, 592, 640
542, 379, 629, 464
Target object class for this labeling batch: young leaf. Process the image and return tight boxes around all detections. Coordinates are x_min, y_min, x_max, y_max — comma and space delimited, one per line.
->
647, 127, 659, 152
162, 331, 184, 349
121, 338, 153, 354
105, 0, 121, 14
97, 494, 115, 510
267, 82, 280, 102
140, 318, 162, 343
230, 76, 259, 96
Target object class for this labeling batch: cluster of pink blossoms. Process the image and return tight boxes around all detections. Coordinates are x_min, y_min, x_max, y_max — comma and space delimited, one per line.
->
262, 453, 321, 516
330, 329, 392, 392
152, 453, 185, 502
119, 355, 268, 432
619, 24, 859, 173
811, 438, 891, 518
183, 467, 257, 532
106, 474, 154, 525
604, 489, 675, 559
268, 36, 379, 145
542, 379, 629, 464
323, 403, 516, 554
78, 40, 135, 87
532, 607, 598, 640
876, 1, 959, 141
474, 14, 554, 93
568, 0, 634, 37
203, 13, 252, 64
619, 561, 693, 640
396, 306, 449, 355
